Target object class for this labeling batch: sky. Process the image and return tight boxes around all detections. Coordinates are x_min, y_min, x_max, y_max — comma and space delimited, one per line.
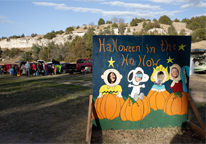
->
0, 0, 205, 38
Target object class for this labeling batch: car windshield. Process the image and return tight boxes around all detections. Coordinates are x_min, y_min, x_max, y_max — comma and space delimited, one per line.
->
88, 59, 93, 63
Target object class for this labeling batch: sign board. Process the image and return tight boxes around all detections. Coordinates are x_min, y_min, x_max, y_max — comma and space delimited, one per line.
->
92, 35, 191, 130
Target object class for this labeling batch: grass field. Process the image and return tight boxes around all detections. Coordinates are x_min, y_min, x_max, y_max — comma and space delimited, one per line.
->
0, 73, 205, 143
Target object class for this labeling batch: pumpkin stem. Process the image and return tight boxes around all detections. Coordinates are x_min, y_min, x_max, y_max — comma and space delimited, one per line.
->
175, 92, 183, 98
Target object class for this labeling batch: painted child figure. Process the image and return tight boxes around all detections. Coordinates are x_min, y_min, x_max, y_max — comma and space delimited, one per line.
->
169, 64, 189, 93
97, 69, 123, 98
128, 67, 149, 101
151, 65, 170, 92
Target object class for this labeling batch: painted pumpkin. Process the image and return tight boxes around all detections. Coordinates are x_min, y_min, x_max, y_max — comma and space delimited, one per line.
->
94, 94, 124, 120
147, 90, 170, 111
120, 96, 150, 122
164, 92, 188, 115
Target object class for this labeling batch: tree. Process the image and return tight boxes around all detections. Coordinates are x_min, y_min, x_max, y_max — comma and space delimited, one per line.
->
65, 37, 90, 62
31, 44, 42, 60
83, 28, 95, 57
106, 20, 112, 24
118, 23, 126, 35
153, 18, 157, 22
112, 23, 118, 28
98, 18, 105, 25
179, 29, 186, 36
174, 18, 180, 22
119, 18, 125, 23
168, 25, 177, 35
44, 31, 56, 39
144, 21, 153, 31
153, 21, 160, 28
21, 34, 25, 37
189, 22, 200, 30
192, 28, 206, 42
130, 18, 138, 26
158, 15, 172, 25
98, 29, 104, 35
21, 51, 33, 62
65, 27, 74, 34
112, 17, 118, 23
89, 22, 94, 26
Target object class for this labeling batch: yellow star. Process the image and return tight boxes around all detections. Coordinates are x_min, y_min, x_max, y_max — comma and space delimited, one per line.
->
178, 44, 186, 51
167, 56, 174, 63
108, 57, 115, 68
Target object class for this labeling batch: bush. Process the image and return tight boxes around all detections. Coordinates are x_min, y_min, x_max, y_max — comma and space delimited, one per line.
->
4, 48, 22, 58
65, 27, 74, 34
189, 22, 200, 30
179, 29, 186, 36
31, 33, 37, 37
103, 26, 110, 29
98, 18, 105, 25
20, 51, 33, 62
168, 25, 177, 35
55, 30, 64, 35
158, 15, 172, 25
174, 18, 180, 22
106, 21, 112, 24
192, 28, 206, 42
76, 26, 80, 29
118, 23, 126, 35
112, 23, 118, 28
44, 31, 56, 39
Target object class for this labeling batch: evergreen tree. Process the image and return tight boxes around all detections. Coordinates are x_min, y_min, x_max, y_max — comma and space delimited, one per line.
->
98, 18, 105, 25
158, 15, 172, 25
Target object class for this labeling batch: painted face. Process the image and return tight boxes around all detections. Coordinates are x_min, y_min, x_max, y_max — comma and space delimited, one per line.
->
171, 68, 179, 78
109, 72, 116, 84
135, 73, 142, 82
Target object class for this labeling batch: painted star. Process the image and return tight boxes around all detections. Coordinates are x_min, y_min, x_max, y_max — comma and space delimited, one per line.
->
108, 57, 115, 68
167, 56, 174, 63
178, 44, 186, 51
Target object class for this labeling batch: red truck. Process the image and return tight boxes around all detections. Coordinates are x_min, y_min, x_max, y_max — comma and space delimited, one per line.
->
61, 58, 92, 74
76, 58, 92, 71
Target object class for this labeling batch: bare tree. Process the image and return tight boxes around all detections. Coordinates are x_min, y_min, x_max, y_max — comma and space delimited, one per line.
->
89, 22, 94, 26
112, 17, 118, 23
119, 18, 125, 23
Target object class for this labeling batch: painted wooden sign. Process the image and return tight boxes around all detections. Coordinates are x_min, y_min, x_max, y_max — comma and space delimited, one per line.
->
92, 35, 191, 130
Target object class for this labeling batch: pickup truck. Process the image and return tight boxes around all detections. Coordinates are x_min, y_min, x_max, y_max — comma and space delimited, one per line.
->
61, 58, 92, 74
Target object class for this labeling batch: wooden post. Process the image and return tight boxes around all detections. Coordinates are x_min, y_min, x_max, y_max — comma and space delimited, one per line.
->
188, 94, 205, 130
187, 121, 206, 139
86, 95, 93, 144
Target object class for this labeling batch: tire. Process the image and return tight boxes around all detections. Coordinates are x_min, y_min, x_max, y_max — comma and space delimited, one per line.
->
62, 70, 66, 74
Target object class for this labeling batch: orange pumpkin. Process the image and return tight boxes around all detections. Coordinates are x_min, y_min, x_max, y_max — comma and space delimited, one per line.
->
94, 94, 124, 120
164, 92, 188, 115
120, 96, 150, 122
147, 90, 170, 111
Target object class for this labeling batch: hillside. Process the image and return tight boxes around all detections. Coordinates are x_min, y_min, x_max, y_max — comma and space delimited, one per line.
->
0, 21, 196, 49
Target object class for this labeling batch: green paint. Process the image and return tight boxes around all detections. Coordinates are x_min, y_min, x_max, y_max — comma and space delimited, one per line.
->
93, 108, 187, 130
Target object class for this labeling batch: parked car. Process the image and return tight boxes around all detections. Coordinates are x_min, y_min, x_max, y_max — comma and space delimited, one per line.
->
60, 63, 77, 74
76, 58, 92, 72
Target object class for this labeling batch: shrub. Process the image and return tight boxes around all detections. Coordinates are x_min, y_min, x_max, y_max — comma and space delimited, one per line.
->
65, 27, 74, 34
174, 18, 180, 22
179, 29, 186, 36
98, 18, 105, 25
192, 28, 206, 42
31, 33, 37, 37
158, 15, 172, 25
189, 22, 200, 30
20, 51, 33, 62
44, 31, 56, 39
106, 21, 112, 24
168, 25, 177, 35
112, 23, 118, 28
